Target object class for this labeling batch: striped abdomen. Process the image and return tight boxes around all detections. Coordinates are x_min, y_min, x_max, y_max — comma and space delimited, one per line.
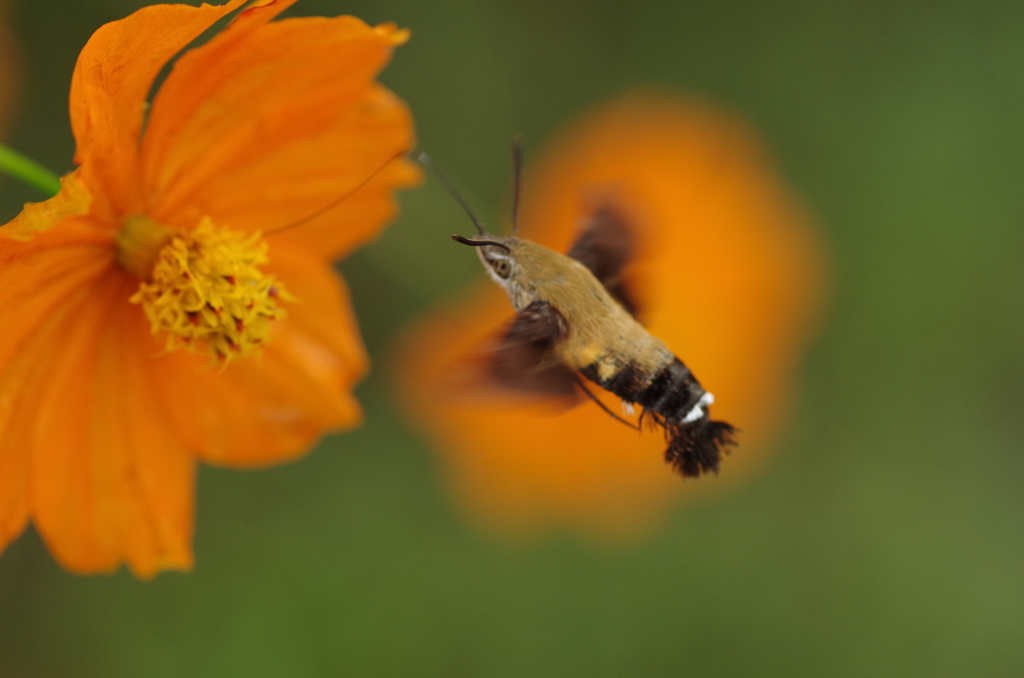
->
580, 356, 736, 477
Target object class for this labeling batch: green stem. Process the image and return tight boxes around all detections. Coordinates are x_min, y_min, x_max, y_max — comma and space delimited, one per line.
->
0, 144, 62, 197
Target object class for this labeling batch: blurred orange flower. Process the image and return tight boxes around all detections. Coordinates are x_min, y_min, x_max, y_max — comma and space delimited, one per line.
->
0, 0, 417, 576
397, 91, 824, 540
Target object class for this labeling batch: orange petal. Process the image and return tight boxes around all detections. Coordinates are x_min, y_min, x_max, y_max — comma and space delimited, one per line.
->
140, 13, 418, 258
151, 243, 367, 467
69, 0, 247, 220
21, 270, 195, 577
261, 86, 421, 260
0, 171, 92, 241
396, 91, 826, 539
0, 224, 112, 558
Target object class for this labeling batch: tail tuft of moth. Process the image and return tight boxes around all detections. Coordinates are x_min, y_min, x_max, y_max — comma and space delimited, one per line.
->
663, 418, 737, 478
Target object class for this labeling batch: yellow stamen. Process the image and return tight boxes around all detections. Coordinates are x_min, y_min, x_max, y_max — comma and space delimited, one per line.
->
124, 217, 292, 363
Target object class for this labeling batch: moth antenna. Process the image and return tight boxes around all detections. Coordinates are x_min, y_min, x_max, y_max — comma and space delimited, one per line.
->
266, 148, 408, 235
573, 376, 641, 431
511, 135, 523, 237
451, 234, 510, 253
416, 152, 486, 235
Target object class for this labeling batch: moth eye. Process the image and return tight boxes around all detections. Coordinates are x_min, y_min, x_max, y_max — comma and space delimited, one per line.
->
492, 258, 512, 279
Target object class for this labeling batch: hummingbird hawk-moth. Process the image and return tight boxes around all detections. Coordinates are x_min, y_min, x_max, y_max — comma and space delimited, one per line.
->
420, 144, 737, 478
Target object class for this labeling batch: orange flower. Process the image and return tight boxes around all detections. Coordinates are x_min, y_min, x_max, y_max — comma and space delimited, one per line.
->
397, 91, 824, 540
0, 0, 418, 576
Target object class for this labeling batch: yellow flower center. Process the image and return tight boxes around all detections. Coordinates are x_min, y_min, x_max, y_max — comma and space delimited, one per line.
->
116, 216, 291, 363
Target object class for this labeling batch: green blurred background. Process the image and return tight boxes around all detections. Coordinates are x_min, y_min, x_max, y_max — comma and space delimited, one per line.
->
2, 0, 1024, 676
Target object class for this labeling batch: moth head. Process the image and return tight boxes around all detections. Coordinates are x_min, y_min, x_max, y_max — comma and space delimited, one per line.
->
451, 234, 520, 287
